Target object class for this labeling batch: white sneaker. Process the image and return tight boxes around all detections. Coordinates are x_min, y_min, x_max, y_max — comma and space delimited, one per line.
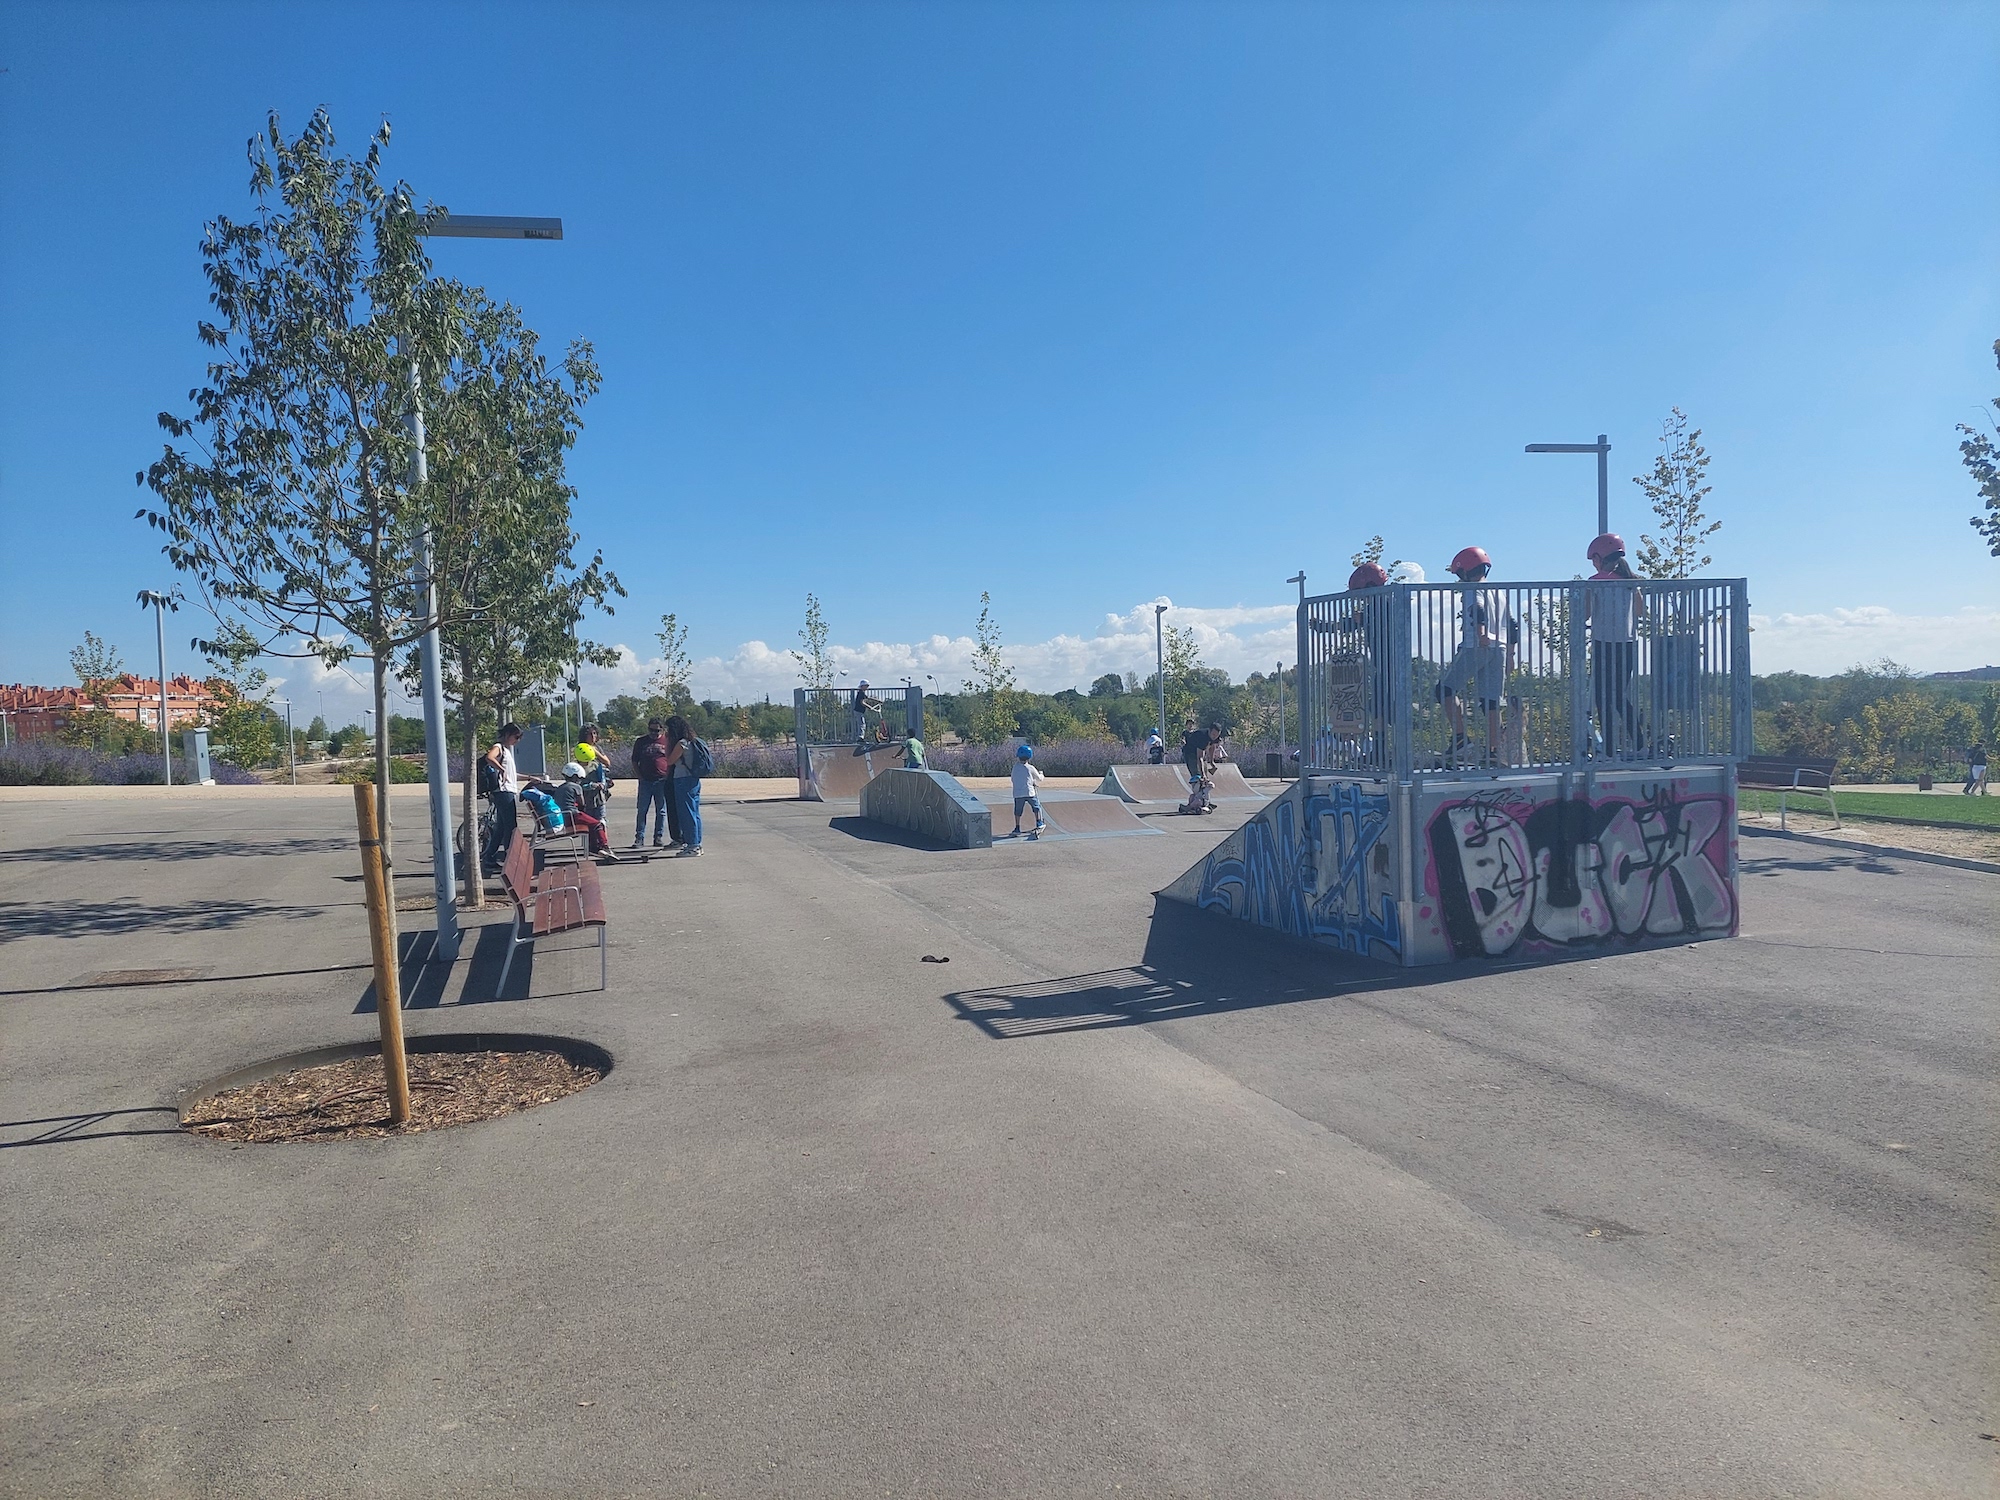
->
677, 845, 702, 858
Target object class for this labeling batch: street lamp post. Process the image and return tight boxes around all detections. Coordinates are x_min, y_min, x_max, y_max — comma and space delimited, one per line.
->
1154, 604, 1168, 741
1276, 660, 1286, 772
136, 590, 174, 786
273, 698, 296, 785
407, 211, 564, 963
1525, 434, 1611, 536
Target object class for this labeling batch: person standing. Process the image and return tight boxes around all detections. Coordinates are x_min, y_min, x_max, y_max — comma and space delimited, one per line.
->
1584, 534, 1646, 756
1010, 743, 1047, 837
1434, 546, 1516, 764
850, 680, 882, 743
1146, 727, 1165, 765
630, 718, 672, 849
902, 729, 926, 770
663, 713, 705, 857
480, 722, 524, 874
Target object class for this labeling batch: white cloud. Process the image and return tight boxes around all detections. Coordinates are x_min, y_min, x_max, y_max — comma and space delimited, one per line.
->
1749, 606, 2000, 677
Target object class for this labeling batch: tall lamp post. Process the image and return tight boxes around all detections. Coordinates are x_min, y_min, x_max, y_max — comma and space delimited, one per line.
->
1153, 603, 1169, 741
408, 212, 563, 964
272, 698, 296, 785
1525, 434, 1611, 535
136, 590, 175, 786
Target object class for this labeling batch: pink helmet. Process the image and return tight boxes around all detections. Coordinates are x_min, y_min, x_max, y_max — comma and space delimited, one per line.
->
1587, 533, 1626, 564
1448, 546, 1491, 577
1347, 563, 1389, 590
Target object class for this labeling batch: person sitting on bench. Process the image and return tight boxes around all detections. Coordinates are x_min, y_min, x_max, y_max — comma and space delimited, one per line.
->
537, 762, 622, 860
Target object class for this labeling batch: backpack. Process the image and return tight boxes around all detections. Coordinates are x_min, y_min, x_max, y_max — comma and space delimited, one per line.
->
522, 785, 564, 831
477, 757, 500, 797
633, 736, 671, 780
683, 737, 716, 778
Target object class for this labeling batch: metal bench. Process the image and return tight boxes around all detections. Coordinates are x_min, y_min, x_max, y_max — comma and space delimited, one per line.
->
1738, 755, 1839, 831
521, 792, 589, 861
495, 830, 607, 995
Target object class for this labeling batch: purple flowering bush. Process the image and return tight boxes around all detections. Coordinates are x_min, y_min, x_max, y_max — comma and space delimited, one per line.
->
0, 740, 261, 786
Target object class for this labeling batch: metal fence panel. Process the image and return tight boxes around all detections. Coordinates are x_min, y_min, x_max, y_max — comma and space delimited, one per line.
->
1298, 580, 1748, 778
793, 685, 923, 748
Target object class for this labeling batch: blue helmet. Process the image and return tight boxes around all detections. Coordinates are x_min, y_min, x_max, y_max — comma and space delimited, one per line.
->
1015, 744, 1034, 759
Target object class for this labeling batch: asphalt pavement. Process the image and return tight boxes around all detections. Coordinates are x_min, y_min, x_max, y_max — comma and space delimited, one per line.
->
1, 785, 1994, 1497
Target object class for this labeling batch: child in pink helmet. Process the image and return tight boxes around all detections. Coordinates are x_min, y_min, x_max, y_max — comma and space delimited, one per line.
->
1435, 546, 1515, 763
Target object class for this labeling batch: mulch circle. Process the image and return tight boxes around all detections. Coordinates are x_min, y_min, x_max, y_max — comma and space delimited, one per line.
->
183, 1048, 603, 1144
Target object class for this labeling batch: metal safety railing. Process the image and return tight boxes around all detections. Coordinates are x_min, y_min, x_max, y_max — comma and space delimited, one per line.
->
793, 684, 924, 749
1297, 579, 1750, 780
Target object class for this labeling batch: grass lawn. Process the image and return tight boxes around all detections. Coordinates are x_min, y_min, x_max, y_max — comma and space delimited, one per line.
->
1738, 788, 2000, 828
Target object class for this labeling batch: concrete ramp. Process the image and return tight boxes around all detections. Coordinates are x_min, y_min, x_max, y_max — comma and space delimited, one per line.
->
801, 744, 907, 802
860, 769, 992, 848
1096, 764, 1189, 803
1097, 761, 1266, 803
985, 791, 1160, 842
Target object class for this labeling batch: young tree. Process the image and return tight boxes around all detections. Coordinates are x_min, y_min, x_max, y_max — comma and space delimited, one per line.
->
1632, 408, 1720, 578
396, 288, 617, 901
649, 612, 692, 709
1162, 623, 1204, 730
1960, 337, 2000, 558
202, 620, 278, 767
137, 109, 480, 874
69, 632, 125, 705
792, 593, 833, 691
963, 591, 1020, 743
1349, 536, 1412, 581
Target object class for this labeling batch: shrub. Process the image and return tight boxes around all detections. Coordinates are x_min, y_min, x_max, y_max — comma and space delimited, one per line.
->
0, 741, 259, 786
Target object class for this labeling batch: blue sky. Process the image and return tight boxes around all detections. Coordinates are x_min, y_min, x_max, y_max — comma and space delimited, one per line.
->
2, 1, 1995, 722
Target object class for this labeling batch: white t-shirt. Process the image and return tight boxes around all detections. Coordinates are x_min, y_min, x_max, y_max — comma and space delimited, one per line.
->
496, 743, 519, 794
1586, 575, 1638, 644
1011, 761, 1043, 797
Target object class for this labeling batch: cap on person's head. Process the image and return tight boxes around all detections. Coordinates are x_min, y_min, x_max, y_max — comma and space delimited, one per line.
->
647, 718, 664, 732
1448, 546, 1492, 577
858, 679, 869, 687
1016, 744, 1034, 759
500, 722, 522, 740
1587, 533, 1626, 565
1348, 562, 1389, 590
563, 761, 585, 779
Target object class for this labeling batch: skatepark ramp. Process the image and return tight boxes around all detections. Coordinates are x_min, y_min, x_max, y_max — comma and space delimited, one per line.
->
860, 769, 993, 848
801, 744, 908, 802
1159, 767, 1738, 969
1097, 762, 1266, 804
982, 790, 1160, 842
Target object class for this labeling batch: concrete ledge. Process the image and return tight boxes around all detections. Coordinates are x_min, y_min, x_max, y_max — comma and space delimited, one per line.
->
1739, 824, 2000, 875
859, 768, 994, 849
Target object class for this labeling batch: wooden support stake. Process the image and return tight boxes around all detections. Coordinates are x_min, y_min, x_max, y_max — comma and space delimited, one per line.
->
353, 783, 412, 1125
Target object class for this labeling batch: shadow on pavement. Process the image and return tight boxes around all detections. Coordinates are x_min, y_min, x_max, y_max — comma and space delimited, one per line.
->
0, 836, 352, 865
1739, 850, 1903, 878
353, 922, 543, 1012
827, 815, 957, 851
0, 898, 327, 942
0, 1107, 182, 1149
943, 898, 1449, 1040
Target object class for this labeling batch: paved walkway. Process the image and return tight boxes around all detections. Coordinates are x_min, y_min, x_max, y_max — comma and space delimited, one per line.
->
2, 786, 1994, 1496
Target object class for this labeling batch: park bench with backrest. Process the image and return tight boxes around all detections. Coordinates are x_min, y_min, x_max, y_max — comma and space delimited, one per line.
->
1738, 755, 1840, 831
496, 827, 607, 995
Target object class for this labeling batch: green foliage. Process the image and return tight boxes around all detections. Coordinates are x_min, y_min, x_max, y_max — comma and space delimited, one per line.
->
69, 632, 125, 703
1960, 337, 2000, 558
650, 612, 692, 707
1088, 673, 1126, 699
1754, 663, 1997, 782
1161, 623, 1204, 730
306, 714, 329, 742
962, 591, 1021, 743
202, 620, 277, 766
59, 709, 158, 756
1349, 535, 1411, 580
1633, 408, 1719, 579
335, 756, 430, 784
792, 594, 833, 691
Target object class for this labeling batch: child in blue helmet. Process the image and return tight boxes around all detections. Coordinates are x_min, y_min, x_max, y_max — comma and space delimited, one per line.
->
1010, 744, 1048, 837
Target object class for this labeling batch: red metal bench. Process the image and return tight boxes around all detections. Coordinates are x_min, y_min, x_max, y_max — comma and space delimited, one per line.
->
495, 830, 607, 995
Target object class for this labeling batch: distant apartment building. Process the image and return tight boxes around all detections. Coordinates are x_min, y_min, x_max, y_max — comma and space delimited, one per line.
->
0, 676, 218, 740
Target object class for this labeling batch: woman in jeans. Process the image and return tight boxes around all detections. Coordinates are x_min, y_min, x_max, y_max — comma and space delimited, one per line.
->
662, 713, 703, 858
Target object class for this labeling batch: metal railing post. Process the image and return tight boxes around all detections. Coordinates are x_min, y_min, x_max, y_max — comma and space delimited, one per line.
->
1295, 600, 1309, 773
1730, 580, 1753, 758
1389, 584, 1413, 783
1568, 580, 1589, 767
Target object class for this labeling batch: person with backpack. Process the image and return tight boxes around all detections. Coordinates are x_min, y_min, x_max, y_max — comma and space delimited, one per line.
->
630, 718, 676, 849
479, 722, 524, 874
661, 712, 713, 857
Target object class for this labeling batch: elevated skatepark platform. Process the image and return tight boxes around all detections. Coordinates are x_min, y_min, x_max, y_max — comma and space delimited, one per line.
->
1160, 767, 1738, 967
1097, 762, 1266, 804
801, 743, 908, 802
